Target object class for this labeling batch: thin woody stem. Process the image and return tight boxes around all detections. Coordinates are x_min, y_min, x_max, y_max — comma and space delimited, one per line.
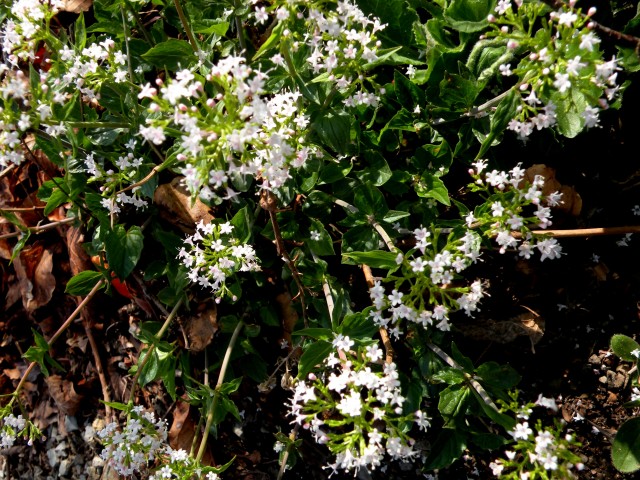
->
14, 280, 105, 398
0, 217, 76, 240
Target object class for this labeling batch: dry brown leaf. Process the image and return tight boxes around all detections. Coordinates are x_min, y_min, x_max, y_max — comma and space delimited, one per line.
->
62, 0, 93, 13
66, 226, 94, 276
154, 177, 214, 232
169, 398, 214, 465
13, 245, 56, 312
184, 306, 218, 352
459, 312, 545, 353
524, 164, 582, 216
45, 375, 83, 416
3, 368, 21, 380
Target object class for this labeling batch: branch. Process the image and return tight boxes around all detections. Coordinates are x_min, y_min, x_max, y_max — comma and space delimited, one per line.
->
261, 190, 309, 328
14, 280, 105, 398
0, 217, 76, 240
361, 264, 394, 364
0, 164, 15, 179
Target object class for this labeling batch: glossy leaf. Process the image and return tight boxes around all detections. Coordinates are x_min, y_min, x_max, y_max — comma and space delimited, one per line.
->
611, 334, 640, 362
65, 271, 104, 295
297, 341, 332, 379
612, 417, 640, 472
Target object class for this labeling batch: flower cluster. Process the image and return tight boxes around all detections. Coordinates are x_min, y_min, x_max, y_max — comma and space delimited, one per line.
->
177, 220, 260, 301
369, 228, 485, 337
0, 0, 63, 66
468, 160, 563, 260
147, 447, 221, 480
1, 413, 26, 449
253, 0, 386, 109
486, 0, 622, 139
139, 57, 318, 202
490, 396, 584, 479
289, 336, 427, 473
0, 403, 42, 450
98, 406, 168, 476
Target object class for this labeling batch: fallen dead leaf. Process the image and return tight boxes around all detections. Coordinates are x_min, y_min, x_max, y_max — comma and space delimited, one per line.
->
168, 398, 215, 465
13, 245, 56, 312
62, 0, 92, 13
459, 311, 545, 353
184, 306, 218, 352
45, 375, 83, 416
154, 177, 214, 232
524, 164, 582, 216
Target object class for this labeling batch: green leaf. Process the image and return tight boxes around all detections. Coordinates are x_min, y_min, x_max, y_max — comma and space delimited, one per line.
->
192, 19, 229, 35
432, 367, 467, 385
611, 334, 640, 362
551, 88, 587, 138
471, 388, 516, 430
423, 428, 467, 470
219, 377, 243, 395
313, 111, 351, 155
65, 271, 104, 295
357, 150, 392, 186
292, 328, 333, 341
475, 361, 521, 389
23, 329, 64, 377
214, 393, 241, 424
142, 39, 196, 71
470, 432, 508, 450
394, 70, 425, 109
477, 87, 519, 158
11, 231, 31, 263
444, 0, 496, 33
297, 341, 332, 379
44, 188, 69, 216
383, 210, 410, 222
100, 400, 130, 411
439, 72, 480, 109
342, 250, 398, 269
74, 13, 87, 50
612, 417, 640, 473
319, 158, 353, 184
439, 383, 471, 419
252, 22, 284, 60
353, 183, 388, 216
338, 310, 378, 339
231, 206, 253, 243
451, 342, 475, 372
415, 173, 450, 206
308, 218, 335, 256
104, 224, 144, 279
137, 348, 160, 386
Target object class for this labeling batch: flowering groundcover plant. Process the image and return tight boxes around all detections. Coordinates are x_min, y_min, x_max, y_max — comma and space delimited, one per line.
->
0, 0, 639, 478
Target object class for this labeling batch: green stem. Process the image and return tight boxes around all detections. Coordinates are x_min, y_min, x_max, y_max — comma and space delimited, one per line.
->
173, 0, 200, 55
195, 319, 244, 463
67, 121, 131, 129
125, 1, 155, 46
127, 299, 183, 406
233, 0, 247, 52
120, 6, 135, 86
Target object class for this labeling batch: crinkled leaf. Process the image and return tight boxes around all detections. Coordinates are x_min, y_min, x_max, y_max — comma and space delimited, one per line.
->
444, 0, 496, 33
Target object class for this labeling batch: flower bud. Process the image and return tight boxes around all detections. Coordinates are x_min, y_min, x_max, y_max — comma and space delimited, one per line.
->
587, 7, 597, 17
487, 14, 496, 22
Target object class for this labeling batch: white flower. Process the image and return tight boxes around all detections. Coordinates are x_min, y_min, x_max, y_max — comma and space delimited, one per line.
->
332, 334, 354, 351
310, 230, 321, 241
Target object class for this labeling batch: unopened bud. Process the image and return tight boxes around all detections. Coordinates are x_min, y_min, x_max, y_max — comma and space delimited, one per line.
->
587, 7, 597, 17
487, 14, 496, 22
